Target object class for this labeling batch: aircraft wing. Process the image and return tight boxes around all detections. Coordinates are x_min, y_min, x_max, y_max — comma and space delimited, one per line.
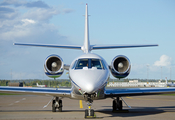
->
105, 87, 175, 97
0, 86, 71, 97
64, 64, 70, 70
91, 44, 158, 50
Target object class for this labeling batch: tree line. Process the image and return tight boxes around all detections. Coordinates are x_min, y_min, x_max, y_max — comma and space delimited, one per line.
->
0, 79, 71, 87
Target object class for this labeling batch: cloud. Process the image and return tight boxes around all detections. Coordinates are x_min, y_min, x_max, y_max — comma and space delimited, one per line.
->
21, 19, 35, 24
0, 19, 66, 42
63, 8, 74, 14
154, 55, 172, 67
0, 18, 37, 40
23, 8, 60, 21
0, 1, 64, 41
0, 6, 18, 20
0, 0, 50, 8
0, 0, 26, 7
25, 1, 50, 8
0, 0, 76, 79
0, 6, 14, 13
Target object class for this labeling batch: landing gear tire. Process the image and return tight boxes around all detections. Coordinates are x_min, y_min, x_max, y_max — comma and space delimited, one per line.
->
113, 100, 116, 111
52, 100, 56, 112
90, 109, 94, 116
85, 109, 94, 118
52, 98, 62, 112
58, 100, 62, 112
85, 109, 88, 117
113, 98, 123, 111
117, 100, 123, 110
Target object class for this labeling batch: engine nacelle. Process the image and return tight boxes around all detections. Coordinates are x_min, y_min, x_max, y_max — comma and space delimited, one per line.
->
110, 55, 131, 79
44, 54, 64, 79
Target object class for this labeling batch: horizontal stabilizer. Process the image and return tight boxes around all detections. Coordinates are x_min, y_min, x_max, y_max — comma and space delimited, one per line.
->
14, 43, 158, 52
91, 44, 158, 50
14, 43, 82, 50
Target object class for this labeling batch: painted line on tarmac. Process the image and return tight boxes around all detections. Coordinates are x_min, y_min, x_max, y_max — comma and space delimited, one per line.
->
9, 98, 26, 106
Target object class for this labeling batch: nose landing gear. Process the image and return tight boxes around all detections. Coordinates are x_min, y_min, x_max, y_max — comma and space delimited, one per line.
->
84, 94, 96, 118
85, 103, 95, 118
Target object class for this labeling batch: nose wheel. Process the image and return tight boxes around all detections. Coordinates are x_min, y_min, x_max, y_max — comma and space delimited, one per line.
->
52, 97, 62, 112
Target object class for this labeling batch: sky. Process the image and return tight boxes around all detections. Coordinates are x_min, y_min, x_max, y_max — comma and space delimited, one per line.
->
0, 0, 175, 80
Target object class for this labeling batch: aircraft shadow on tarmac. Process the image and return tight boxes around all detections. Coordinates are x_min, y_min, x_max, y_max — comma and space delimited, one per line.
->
98, 106, 175, 118
1, 106, 175, 118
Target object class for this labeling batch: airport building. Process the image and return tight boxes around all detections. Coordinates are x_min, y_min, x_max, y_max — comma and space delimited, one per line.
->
107, 80, 167, 87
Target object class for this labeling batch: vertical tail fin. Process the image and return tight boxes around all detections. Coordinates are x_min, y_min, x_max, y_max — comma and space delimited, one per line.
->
83, 3, 90, 53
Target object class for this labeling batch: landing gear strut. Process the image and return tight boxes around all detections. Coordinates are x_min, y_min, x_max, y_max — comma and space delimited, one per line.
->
113, 97, 123, 111
52, 97, 62, 112
84, 94, 95, 118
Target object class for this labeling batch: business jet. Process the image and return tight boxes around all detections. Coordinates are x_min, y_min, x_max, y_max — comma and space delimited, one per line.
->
1, 4, 175, 118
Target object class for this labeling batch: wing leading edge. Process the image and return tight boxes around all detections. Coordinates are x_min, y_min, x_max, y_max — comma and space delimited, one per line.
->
105, 87, 175, 98
0, 86, 71, 97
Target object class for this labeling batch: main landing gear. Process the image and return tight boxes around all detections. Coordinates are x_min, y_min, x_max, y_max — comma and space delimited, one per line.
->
112, 97, 130, 112
52, 97, 62, 112
113, 97, 123, 111
84, 94, 95, 118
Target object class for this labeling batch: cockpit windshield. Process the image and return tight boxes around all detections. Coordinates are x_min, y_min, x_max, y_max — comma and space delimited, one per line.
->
75, 59, 104, 69
75, 59, 88, 69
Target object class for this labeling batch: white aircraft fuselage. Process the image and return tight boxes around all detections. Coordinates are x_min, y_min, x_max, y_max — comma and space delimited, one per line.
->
69, 53, 110, 98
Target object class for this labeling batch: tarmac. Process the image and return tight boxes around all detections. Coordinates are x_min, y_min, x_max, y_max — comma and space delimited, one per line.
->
0, 94, 175, 120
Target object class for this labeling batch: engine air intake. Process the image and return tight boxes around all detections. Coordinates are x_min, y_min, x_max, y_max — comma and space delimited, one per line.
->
110, 55, 131, 79
44, 55, 64, 79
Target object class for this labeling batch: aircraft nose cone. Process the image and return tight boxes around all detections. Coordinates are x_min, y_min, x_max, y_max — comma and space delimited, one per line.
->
84, 84, 95, 93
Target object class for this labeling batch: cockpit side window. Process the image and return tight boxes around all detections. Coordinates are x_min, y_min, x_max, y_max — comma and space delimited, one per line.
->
101, 60, 107, 70
71, 60, 77, 69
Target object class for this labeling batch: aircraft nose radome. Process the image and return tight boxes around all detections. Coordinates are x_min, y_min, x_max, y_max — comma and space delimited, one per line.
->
81, 75, 105, 93
83, 84, 95, 93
